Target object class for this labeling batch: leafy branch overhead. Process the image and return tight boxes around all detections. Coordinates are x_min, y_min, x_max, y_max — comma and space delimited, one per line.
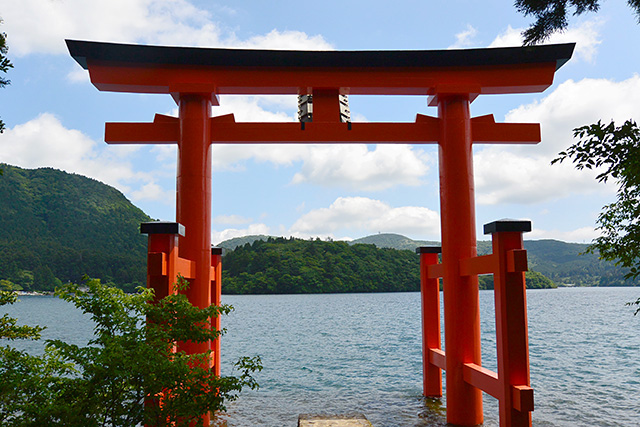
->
515, 0, 640, 44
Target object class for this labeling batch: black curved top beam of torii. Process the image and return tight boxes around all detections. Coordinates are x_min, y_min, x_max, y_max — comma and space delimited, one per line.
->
66, 39, 574, 146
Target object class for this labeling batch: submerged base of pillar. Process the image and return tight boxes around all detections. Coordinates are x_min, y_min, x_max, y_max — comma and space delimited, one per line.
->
298, 414, 372, 427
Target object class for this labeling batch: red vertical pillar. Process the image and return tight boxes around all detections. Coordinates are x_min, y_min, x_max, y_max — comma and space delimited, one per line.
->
437, 94, 483, 425
177, 94, 212, 427
142, 222, 185, 301
485, 220, 533, 427
417, 246, 443, 397
177, 92, 213, 313
141, 221, 184, 427
211, 247, 222, 377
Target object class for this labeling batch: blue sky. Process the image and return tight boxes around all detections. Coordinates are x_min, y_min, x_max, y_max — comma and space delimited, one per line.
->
1, 0, 639, 244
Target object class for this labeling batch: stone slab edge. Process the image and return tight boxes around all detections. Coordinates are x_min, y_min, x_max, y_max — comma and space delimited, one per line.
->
298, 414, 372, 427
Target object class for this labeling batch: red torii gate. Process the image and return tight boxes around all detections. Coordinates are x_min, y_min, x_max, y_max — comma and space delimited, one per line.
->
67, 39, 574, 427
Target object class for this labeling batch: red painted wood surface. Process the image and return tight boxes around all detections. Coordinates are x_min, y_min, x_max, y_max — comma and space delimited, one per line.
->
437, 94, 484, 425
418, 222, 535, 427
69, 40, 574, 427
418, 248, 442, 398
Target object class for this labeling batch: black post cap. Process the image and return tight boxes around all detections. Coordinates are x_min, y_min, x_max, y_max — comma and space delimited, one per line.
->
483, 219, 531, 235
416, 246, 442, 254
140, 221, 186, 236
211, 247, 223, 255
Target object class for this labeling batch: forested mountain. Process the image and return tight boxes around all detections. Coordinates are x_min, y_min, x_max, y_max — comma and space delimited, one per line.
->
0, 164, 151, 291
0, 164, 632, 293
523, 240, 632, 287
218, 235, 270, 251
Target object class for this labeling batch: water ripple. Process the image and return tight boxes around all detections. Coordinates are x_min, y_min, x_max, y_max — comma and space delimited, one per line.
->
4, 288, 639, 426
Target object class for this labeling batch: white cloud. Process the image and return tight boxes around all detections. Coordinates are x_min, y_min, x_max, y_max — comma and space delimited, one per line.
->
487, 25, 523, 48
489, 20, 602, 63
0, 0, 332, 57
292, 144, 431, 191
206, 96, 431, 190
214, 96, 296, 122
212, 223, 272, 246
528, 226, 599, 243
506, 76, 640, 155
449, 24, 479, 49
151, 145, 178, 163
213, 214, 253, 225
474, 75, 640, 205
289, 197, 440, 240
66, 67, 90, 84
0, 113, 162, 200
213, 143, 431, 190
208, 96, 306, 171
130, 182, 173, 203
474, 147, 604, 205
234, 29, 333, 50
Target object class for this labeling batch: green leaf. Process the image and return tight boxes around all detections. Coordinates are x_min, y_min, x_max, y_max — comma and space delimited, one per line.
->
1, 278, 261, 425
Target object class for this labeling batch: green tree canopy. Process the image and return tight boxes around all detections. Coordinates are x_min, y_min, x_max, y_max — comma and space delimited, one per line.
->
0, 164, 151, 291
515, 0, 640, 44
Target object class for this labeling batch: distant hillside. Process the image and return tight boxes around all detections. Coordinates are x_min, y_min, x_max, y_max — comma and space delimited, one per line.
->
0, 164, 151, 291
340, 233, 634, 287
350, 233, 439, 251
217, 235, 270, 251
523, 240, 632, 287
217, 233, 438, 252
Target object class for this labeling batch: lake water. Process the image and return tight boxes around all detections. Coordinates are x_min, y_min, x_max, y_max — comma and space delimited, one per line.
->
2, 287, 639, 426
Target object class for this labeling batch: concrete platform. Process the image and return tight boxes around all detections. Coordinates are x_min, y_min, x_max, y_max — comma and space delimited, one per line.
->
298, 414, 372, 427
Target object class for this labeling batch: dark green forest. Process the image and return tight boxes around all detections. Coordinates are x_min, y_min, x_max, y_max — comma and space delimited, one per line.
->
0, 164, 150, 292
0, 164, 632, 294
221, 237, 556, 294
223, 234, 636, 288
478, 270, 555, 290
222, 237, 421, 294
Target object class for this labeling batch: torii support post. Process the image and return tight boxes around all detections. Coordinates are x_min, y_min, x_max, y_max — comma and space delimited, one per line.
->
416, 246, 443, 398
177, 93, 213, 361
140, 221, 186, 427
437, 94, 483, 425
485, 220, 534, 427
211, 247, 223, 377
141, 222, 222, 426
141, 221, 186, 301
420, 220, 534, 427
